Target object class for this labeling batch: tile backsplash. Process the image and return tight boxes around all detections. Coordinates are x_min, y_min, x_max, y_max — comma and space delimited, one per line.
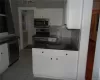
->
71, 29, 80, 49
49, 26, 80, 48
50, 26, 72, 44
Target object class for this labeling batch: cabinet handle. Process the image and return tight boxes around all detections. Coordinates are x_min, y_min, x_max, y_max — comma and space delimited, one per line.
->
42, 51, 44, 53
66, 54, 68, 56
51, 58, 52, 60
1, 52, 3, 54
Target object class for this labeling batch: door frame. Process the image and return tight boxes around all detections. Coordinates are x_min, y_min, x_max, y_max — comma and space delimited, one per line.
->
18, 7, 36, 50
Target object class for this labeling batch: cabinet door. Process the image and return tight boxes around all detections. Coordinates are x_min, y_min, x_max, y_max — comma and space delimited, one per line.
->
0, 46, 1, 63
0, 43, 9, 74
65, 0, 83, 29
32, 49, 78, 79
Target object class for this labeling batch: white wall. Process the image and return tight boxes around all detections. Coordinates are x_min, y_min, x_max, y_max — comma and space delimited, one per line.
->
34, 8, 63, 26
92, 15, 100, 80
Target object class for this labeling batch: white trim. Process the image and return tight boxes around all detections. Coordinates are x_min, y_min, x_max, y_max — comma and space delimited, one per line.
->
77, 0, 93, 80
18, 7, 36, 49
0, 14, 6, 16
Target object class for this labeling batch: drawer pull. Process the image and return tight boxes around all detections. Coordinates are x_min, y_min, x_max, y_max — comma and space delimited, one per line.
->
66, 54, 68, 56
51, 58, 52, 60
1, 52, 3, 54
56, 58, 58, 60
42, 51, 44, 53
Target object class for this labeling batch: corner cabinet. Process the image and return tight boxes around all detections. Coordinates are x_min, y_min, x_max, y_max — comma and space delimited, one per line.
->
64, 0, 84, 29
0, 43, 9, 74
32, 48, 79, 80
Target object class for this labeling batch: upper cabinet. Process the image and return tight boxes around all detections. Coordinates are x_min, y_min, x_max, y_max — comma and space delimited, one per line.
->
64, 0, 84, 29
34, 8, 63, 26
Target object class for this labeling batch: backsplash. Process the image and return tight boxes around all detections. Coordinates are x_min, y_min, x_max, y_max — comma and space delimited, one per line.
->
71, 29, 80, 49
33, 25, 80, 50
49, 26, 72, 44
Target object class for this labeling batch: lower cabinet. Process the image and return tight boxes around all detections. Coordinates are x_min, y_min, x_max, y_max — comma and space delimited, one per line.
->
0, 43, 9, 74
32, 48, 79, 79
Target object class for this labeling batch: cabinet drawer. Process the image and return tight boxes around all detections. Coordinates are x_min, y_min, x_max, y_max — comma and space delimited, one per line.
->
32, 48, 78, 57
32, 48, 79, 79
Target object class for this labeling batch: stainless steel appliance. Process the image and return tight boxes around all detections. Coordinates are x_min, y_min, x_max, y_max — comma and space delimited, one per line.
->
36, 28, 50, 37
34, 18, 49, 28
8, 37, 19, 66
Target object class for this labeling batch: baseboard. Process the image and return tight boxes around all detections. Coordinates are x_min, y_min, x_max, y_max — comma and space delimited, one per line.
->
34, 74, 76, 80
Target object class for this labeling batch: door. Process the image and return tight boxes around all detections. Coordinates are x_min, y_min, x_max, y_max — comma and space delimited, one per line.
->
21, 10, 34, 48
92, 15, 100, 80
90, 13, 99, 41
22, 10, 28, 48
25, 10, 34, 45
86, 10, 100, 80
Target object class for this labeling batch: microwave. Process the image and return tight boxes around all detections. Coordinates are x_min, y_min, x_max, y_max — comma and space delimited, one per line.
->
34, 18, 49, 27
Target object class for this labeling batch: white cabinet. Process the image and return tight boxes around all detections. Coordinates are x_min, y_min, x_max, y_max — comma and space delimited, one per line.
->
32, 48, 78, 79
34, 8, 63, 26
0, 43, 9, 74
64, 0, 84, 29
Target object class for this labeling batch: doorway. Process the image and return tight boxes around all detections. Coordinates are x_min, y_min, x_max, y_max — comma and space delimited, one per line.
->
85, 9, 100, 80
18, 7, 35, 50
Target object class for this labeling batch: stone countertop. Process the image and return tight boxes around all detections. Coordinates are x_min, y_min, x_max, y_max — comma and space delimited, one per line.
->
32, 41, 79, 51
32, 34, 79, 51
0, 35, 19, 45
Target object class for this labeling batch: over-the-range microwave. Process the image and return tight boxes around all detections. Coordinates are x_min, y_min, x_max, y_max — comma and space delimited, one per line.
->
34, 18, 49, 28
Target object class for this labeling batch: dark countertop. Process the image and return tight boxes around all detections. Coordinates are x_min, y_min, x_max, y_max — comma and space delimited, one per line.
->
32, 41, 79, 51
32, 34, 79, 51
0, 35, 19, 45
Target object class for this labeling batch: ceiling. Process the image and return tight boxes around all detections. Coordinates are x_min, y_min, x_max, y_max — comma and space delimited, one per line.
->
94, 0, 100, 2
21, 0, 65, 3
16, 0, 65, 8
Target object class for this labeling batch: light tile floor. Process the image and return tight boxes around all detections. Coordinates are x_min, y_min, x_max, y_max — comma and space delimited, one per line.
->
0, 49, 60, 80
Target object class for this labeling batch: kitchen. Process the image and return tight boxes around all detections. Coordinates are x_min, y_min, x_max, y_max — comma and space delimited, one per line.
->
0, 0, 93, 80
32, 1, 80, 79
